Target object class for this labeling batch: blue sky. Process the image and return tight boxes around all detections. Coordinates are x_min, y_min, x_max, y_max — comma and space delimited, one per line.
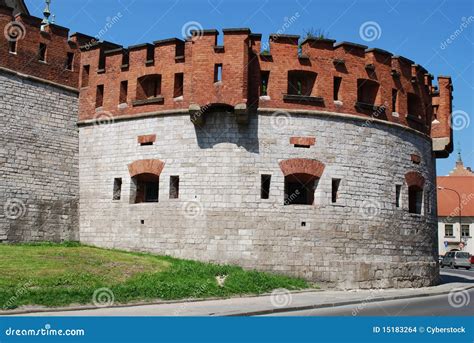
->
26, 0, 473, 176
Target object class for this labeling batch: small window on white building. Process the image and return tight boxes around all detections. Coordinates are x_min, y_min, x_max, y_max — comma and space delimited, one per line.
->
445, 224, 454, 237
461, 225, 470, 237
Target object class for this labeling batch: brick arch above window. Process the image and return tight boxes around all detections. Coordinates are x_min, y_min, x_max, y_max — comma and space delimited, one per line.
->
405, 171, 425, 188
279, 158, 325, 178
128, 159, 165, 177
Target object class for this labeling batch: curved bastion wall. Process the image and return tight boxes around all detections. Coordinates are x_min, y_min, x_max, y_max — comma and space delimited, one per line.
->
79, 109, 438, 289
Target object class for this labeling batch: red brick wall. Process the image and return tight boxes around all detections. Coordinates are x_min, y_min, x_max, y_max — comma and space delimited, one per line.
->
0, 6, 80, 88
76, 28, 453, 140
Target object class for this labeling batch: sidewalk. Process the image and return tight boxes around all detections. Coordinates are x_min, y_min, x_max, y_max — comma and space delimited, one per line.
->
5, 279, 473, 317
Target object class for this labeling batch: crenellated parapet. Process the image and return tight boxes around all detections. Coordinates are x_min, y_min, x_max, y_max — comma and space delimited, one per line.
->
0, 4, 81, 88
76, 28, 454, 156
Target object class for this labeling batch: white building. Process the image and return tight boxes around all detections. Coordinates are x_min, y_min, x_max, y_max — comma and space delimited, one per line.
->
437, 153, 474, 256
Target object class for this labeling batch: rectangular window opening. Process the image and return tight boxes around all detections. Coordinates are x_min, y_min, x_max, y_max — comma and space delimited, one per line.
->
357, 79, 379, 105
294, 144, 311, 149
82, 65, 90, 87
395, 185, 402, 208
146, 45, 155, 64
66, 52, 74, 70
408, 186, 423, 214
392, 89, 398, 113
120, 80, 128, 104
122, 50, 130, 66
113, 178, 122, 200
96, 85, 104, 108
331, 178, 341, 203
261, 174, 271, 199
214, 64, 223, 83
98, 49, 106, 71
461, 225, 470, 237
169, 176, 180, 199
333, 77, 342, 101
38, 43, 47, 62
445, 224, 454, 237
288, 71, 316, 96
261, 71, 270, 96
8, 40, 17, 53
174, 73, 184, 98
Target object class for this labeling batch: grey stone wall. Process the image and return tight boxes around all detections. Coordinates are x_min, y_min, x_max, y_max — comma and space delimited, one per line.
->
79, 110, 438, 289
0, 71, 79, 242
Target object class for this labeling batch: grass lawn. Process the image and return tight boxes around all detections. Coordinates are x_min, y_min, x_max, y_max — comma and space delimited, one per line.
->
0, 242, 311, 309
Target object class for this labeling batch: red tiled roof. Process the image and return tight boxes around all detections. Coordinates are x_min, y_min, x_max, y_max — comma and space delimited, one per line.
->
437, 176, 474, 217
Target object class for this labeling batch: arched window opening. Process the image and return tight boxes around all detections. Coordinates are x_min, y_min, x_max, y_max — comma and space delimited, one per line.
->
131, 173, 159, 203
284, 173, 318, 205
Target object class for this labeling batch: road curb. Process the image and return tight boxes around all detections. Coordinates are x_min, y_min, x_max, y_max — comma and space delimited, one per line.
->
226, 284, 474, 317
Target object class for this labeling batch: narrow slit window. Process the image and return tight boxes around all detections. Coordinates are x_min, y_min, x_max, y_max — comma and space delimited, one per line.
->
122, 50, 130, 67
9, 40, 17, 53
98, 50, 106, 70
294, 144, 310, 149
66, 52, 74, 70
82, 65, 90, 87
392, 89, 398, 113
261, 174, 271, 199
174, 73, 184, 98
214, 64, 222, 82
113, 178, 122, 200
146, 45, 155, 64
169, 176, 180, 199
331, 179, 341, 203
261, 71, 270, 96
96, 85, 104, 108
38, 43, 47, 62
395, 185, 402, 208
333, 77, 342, 101
120, 80, 128, 104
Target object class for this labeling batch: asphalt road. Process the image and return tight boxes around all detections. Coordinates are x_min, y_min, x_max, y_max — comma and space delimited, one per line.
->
264, 269, 474, 317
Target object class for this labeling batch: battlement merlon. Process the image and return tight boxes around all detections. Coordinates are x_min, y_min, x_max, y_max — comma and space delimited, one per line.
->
0, 5, 108, 89
431, 76, 454, 158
